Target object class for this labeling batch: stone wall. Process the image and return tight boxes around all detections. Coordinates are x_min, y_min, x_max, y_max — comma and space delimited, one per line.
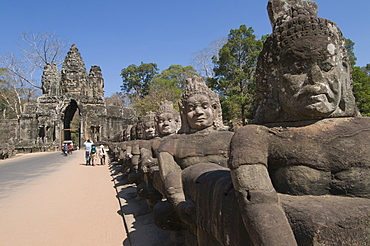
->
0, 119, 18, 159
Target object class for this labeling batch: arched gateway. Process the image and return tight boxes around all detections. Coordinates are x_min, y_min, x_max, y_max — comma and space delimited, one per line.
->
18, 45, 136, 149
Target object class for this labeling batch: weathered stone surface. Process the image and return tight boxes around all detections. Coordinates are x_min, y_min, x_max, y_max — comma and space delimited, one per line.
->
267, 0, 318, 27
182, 164, 252, 246
281, 194, 370, 245
156, 76, 234, 244
227, 1, 369, 245
42, 63, 61, 96
256, 0, 360, 123
231, 118, 370, 198
9, 44, 137, 151
0, 119, 17, 159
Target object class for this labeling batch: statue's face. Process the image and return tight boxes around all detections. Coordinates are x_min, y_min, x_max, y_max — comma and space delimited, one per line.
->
157, 113, 178, 136
186, 94, 214, 130
144, 121, 156, 139
278, 42, 344, 119
136, 124, 144, 139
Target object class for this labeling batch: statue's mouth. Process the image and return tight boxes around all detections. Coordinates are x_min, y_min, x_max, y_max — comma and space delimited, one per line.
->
297, 83, 335, 104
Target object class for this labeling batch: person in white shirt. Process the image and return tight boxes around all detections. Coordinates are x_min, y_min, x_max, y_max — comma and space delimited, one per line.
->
83, 139, 94, 165
98, 145, 106, 165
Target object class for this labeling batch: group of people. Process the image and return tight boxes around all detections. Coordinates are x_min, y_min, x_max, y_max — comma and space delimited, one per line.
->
83, 139, 107, 166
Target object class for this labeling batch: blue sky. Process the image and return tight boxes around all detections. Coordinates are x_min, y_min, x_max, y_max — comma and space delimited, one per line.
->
1, 0, 369, 97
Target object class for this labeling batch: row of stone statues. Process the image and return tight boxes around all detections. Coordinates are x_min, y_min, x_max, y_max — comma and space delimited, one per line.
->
109, 1, 370, 245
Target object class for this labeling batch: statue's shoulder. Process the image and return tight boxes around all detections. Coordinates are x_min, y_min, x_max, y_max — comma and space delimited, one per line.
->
233, 124, 268, 139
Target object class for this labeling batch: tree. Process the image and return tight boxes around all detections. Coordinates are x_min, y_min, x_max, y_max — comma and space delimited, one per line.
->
0, 68, 36, 119
345, 38, 357, 67
0, 32, 69, 90
105, 92, 130, 107
191, 37, 228, 78
0, 32, 69, 118
17, 32, 69, 68
352, 66, 370, 116
343, 38, 370, 116
209, 25, 264, 125
120, 62, 159, 100
131, 65, 199, 115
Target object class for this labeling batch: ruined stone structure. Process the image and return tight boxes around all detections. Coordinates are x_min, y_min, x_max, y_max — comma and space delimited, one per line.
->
16, 44, 136, 151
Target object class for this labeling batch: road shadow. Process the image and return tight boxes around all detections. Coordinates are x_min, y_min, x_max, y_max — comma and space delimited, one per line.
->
109, 163, 171, 246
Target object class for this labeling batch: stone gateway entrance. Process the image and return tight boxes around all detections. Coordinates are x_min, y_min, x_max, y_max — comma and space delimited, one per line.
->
17, 44, 136, 150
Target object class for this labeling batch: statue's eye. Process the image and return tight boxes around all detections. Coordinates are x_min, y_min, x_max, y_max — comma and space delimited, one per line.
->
320, 62, 334, 72
291, 63, 307, 75
202, 103, 209, 109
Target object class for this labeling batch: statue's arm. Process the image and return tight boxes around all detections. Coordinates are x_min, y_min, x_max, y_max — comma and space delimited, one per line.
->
230, 125, 297, 246
140, 146, 158, 172
125, 142, 133, 159
158, 151, 185, 206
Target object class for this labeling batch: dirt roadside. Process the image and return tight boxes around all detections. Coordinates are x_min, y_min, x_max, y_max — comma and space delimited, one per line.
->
0, 150, 127, 246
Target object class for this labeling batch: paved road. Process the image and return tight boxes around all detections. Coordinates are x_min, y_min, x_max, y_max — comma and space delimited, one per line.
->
0, 150, 126, 246
0, 151, 70, 199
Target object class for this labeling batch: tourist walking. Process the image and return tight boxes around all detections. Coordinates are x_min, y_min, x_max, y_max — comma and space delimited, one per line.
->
98, 145, 107, 165
83, 139, 94, 165
90, 144, 98, 166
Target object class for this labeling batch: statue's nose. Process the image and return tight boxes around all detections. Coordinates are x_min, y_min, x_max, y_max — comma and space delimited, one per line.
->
308, 64, 324, 84
195, 106, 204, 115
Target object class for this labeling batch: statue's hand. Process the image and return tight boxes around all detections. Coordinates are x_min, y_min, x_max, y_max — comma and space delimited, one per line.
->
141, 157, 158, 173
176, 200, 196, 226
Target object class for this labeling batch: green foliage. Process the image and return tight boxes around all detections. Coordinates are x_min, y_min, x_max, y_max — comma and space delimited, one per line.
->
129, 65, 199, 115
154, 65, 198, 91
352, 66, 370, 116
120, 62, 159, 98
345, 38, 357, 66
345, 38, 370, 116
210, 25, 264, 124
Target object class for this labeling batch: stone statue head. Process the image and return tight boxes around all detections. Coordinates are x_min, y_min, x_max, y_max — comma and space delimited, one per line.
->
178, 76, 227, 133
143, 111, 157, 139
42, 63, 60, 96
133, 112, 157, 140
156, 100, 180, 137
254, 0, 360, 123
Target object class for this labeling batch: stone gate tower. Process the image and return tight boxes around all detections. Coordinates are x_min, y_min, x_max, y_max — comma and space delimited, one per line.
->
18, 44, 136, 149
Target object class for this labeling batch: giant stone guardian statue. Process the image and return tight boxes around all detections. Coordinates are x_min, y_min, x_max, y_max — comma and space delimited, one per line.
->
229, 0, 370, 245
155, 76, 235, 244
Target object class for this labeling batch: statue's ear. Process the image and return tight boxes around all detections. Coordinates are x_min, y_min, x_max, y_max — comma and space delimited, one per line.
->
267, 0, 318, 28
